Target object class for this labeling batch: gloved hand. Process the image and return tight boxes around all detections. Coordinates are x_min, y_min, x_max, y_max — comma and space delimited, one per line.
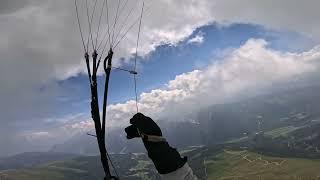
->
125, 113, 187, 174
125, 113, 162, 139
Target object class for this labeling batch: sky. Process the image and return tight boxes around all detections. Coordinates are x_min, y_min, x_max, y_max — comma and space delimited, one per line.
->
1, 0, 320, 156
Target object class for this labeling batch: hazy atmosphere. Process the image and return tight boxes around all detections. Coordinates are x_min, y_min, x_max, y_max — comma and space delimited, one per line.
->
1, 0, 320, 179
1, 0, 320, 155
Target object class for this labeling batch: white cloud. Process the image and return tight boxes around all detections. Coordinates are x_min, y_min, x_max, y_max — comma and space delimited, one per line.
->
20, 113, 94, 152
3, 0, 320, 154
94, 39, 320, 127
187, 33, 205, 44
1, 0, 320, 102
3, 0, 320, 87
0, 0, 213, 127
22, 38, 320, 150
211, 0, 320, 39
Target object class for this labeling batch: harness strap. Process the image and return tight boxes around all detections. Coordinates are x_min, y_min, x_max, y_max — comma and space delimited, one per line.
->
141, 133, 167, 142
137, 129, 166, 142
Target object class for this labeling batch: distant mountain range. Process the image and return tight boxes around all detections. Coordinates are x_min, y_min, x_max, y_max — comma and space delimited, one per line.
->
0, 152, 78, 171
0, 146, 208, 180
51, 84, 320, 155
2, 144, 320, 180
2, 82, 320, 179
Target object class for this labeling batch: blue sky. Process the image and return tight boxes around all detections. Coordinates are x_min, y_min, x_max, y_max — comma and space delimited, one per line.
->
50, 23, 315, 123
2, 0, 320, 156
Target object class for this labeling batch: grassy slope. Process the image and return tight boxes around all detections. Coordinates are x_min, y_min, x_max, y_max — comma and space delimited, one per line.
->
226, 125, 299, 144
0, 156, 104, 180
2, 147, 320, 180
206, 150, 320, 180
265, 126, 300, 138
0, 147, 207, 180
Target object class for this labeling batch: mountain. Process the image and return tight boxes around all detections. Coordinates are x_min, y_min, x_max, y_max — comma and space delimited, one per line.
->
206, 149, 320, 179
2, 145, 320, 180
2, 115, 320, 180
0, 146, 208, 180
0, 152, 78, 171
51, 84, 320, 155
50, 128, 146, 155
196, 84, 320, 143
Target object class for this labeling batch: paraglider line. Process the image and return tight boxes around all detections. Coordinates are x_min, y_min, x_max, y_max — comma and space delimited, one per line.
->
133, 2, 144, 113
95, 0, 106, 49
74, 0, 86, 53
111, 0, 121, 46
112, 2, 138, 47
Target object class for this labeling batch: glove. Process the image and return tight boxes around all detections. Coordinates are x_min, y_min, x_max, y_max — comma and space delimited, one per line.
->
125, 113, 162, 139
125, 113, 187, 174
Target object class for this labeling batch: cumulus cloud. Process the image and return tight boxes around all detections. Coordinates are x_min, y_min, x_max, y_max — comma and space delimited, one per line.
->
97, 39, 320, 127
2, 0, 320, 88
0, 0, 212, 128
1, 0, 320, 113
8, 113, 94, 154
187, 32, 205, 44
21, 38, 320, 152
2, 0, 320, 154
211, 0, 320, 39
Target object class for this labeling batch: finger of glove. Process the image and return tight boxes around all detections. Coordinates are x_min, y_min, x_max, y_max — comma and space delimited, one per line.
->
129, 113, 162, 136
130, 113, 146, 125
124, 125, 140, 139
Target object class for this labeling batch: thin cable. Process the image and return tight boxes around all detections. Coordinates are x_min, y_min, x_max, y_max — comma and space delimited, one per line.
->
111, 0, 129, 45
95, 0, 106, 48
85, 0, 93, 52
99, 0, 140, 51
96, 56, 102, 71
106, 0, 112, 49
87, 132, 119, 179
113, 5, 151, 49
97, 0, 112, 51
133, 2, 144, 113
118, 0, 129, 20
111, 0, 121, 46
118, 0, 129, 19
87, 132, 97, 137
96, 36, 109, 71
112, 2, 138, 46
113, 17, 140, 49
113, 67, 132, 73
133, 76, 139, 113
74, 0, 86, 53
97, 28, 110, 51
134, 2, 144, 70
106, 151, 119, 178
89, 0, 98, 50
112, 67, 137, 75
99, 35, 111, 60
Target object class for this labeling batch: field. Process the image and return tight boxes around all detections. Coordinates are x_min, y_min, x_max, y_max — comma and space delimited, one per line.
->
2, 145, 320, 180
206, 150, 320, 180
265, 126, 300, 138
0, 147, 207, 180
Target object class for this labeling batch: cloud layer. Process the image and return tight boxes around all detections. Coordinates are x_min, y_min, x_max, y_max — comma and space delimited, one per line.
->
8, 38, 320, 155
2, 0, 320, 155
2, 0, 320, 86
103, 39, 319, 126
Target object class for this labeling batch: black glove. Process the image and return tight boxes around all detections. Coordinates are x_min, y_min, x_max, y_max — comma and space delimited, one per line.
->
125, 113, 187, 174
125, 113, 162, 139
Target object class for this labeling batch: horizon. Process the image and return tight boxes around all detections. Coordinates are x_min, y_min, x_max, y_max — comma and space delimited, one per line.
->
1, 0, 320, 158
